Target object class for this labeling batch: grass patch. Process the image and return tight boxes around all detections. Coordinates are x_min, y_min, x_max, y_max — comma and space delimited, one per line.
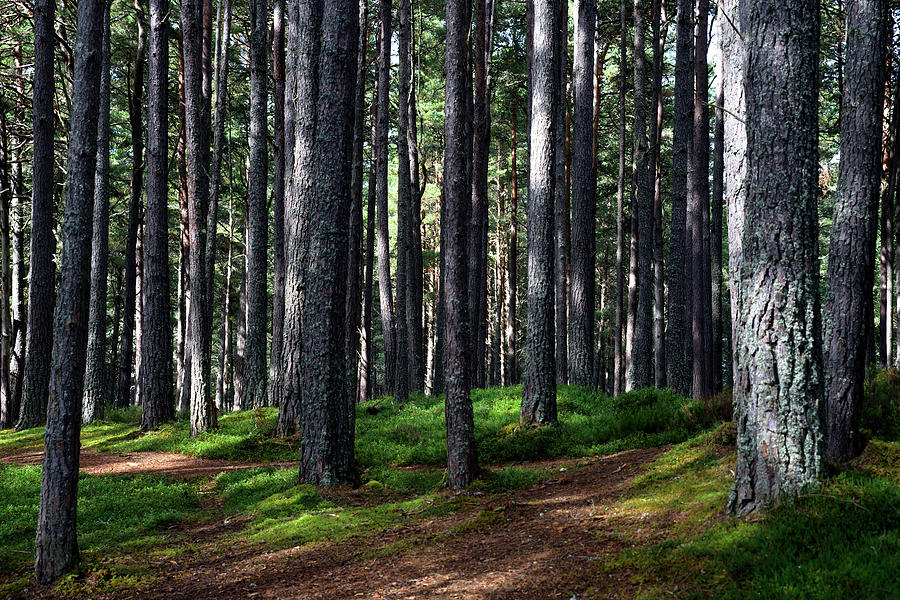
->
602, 427, 900, 599
0, 464, 201, 578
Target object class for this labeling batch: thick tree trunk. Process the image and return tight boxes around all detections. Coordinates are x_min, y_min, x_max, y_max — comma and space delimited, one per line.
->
395, 0, 412, 404
408, 13, 426, 393
444, 0, 478, 487
140, 0, 175, 429
553, 0, 568, 386
521, 0, 558, 426
728, 0, 826, 516
613, 0, 627, 397
650, 0, 667, 389
824, 0, 887, 462
34, 0, 105, 581
17, 0, 57, 429
375, 0, 396, 396
665, 0, 693, 397
268, 0, 285, 407
82, 4, 112, 424
569, 0, 596, 387
628, 0, 654, 391
240, 0, 268, 409
183, 0, 215, 435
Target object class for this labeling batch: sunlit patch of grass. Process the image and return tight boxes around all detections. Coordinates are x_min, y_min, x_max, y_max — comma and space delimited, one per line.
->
0, 464, 201, 579
601, 427, 900, 599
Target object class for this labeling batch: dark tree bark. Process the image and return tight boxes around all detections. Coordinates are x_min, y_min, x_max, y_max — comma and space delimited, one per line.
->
879, 46, 896, 368
0, 101, 13, 429
240, 0, 268, 409
34, 0, 105, 581
471, 0, 492, 390
728, 0, 826, 516
176, 37, 190, 412
283, 0, 358, 485
375, 0, 396, 396
17, 0, 57, 429
569, 0, 595, 387
346, 0, 368, 407
215, 185, 235, 412
360, 87, 378, 404
628, 0, 653, 391
687, 0, 712, 398
711, 2, 724, 394
444, 0, 478, 488
395, 0, 411, 404
183, 0, 215, 435
613, 0, 626, 397
408, 14, 426, 393
650, 0, 667, 389
140, 0, 175, 429
82, 2, 112, 424
824, 0, 887, 462
553, 0, 568, 386
115, 2, 146, 411
269, 0, 285, 407
521, 0, 558, 426
505, 108, 520, 386
665, 0, 693, 397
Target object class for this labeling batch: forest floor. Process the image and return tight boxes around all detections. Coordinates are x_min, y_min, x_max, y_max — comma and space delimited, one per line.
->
1, 385, 898, 599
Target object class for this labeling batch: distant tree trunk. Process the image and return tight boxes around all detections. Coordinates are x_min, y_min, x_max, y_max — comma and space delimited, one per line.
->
0, 102, 13, 429
444, 0, 478, 487
824, 0, 887, 462
176, 36, 190, 413
284, 0, 358, 485
34, 0, 105, 581
268, 0, 285, 407
215, 184, 235, 412
613, 0, 627, 397
17, 0, 57, 429
880, 19, 898, 367
628, 0, 653, 391
346, 0, 367, 407
8, 49, 26, 421
569, 0, 596, 387
650, 0, 667, 388
408, 13, 426, 393
140, 0, 175, 429
711, 2, 725, 394
687, 0, 712, 398
82, 3, 112, 424
665, 0, 692, 397
521, 0, 558, 426
376, 0, 396, 396
240, 0, 268, 409
115, 3, 147, 411
183, 0, 215, 435
360, 89, 378, 404
728, 0, 826, 516
553, 0, 568, 385
395, 0, 412, 405
135, 213, 145, 407
505, 108, 519, 385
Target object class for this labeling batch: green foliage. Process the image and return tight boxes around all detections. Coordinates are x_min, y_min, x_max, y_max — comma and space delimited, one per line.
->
862, 368, 900, 441
0, 465, 200, 577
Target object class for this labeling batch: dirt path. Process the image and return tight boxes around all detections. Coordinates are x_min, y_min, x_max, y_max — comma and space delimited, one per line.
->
111, 446, 665, 600
0, 448, 297, 479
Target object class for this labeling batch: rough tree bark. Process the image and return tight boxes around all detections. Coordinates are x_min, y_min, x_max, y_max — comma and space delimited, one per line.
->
824, 0, 887, 462
712, 1, 725, 394
395, 0, 411, 404
650, 0, 667, 388
728, 0, 826, 516
269, 0, 285, 406
521, 0, 558, 425
569, 0, 596, 387
34, 0, 105, 581
613, 0, 626, 397
553, 0, 568, 386
140, 0, 175, 429
444, 0, 478, 487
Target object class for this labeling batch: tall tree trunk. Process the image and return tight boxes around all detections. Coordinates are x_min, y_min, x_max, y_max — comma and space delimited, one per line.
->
82, 3, 112, 424
880, 16, 897, 367
687, 0, 712, 398
728, 0, 826, 516
554, 0, 568, 385
408, 10, 426, 393
650, 0, 667, 388
444, 0, 478, 487
17, 0, 57, 429
360, 89, 378, 404
376, 0, 396, 396
0, 101, 13, 429
183, 0, 215, 435
569, 0, 595, 387
140, 0, 175, 429
521, 0, 558, 426
395, 0, 412, 404
269, 0, 285, 407
346, 0, 368, 407
711, 3, 725, 394
115, 3, 147, 411
285, 0, 358, 486
665, 0, 693, 397
628, 0, 654, 391
9, 49, 27, 422
240, 0, 268, 409
34, 0, 105, 581
176, 36, 191, 413
824, 0, 887, 462
215, 186, 235, 412
613, 0, 627, 397
505, 108, 519, 385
